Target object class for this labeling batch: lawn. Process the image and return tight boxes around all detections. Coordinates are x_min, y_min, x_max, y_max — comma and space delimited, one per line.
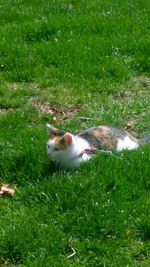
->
0, 0, 150, 266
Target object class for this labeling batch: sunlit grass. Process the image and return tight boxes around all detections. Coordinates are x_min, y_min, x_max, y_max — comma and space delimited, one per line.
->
0, 0, 150, 266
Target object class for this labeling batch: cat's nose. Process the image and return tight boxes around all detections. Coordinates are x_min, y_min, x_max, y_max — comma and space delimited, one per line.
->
47, 144, 51, 149
47, 144, 51, 155
47, 150, 51, 156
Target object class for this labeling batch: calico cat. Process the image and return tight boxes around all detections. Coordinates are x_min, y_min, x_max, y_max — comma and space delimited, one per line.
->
46, 124, 150, 168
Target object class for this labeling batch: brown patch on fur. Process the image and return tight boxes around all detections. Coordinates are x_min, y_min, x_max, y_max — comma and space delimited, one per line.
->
79, 126, 129, 150
91, 126, 116, 150
53, 136, 70, 150
92, 130, 101, 138
92, 126, 109, 138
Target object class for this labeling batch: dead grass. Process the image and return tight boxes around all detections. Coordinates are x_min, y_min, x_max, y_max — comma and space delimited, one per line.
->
31, 100, 82, 123
114, 76, 150, 103
0, 108, 7, 116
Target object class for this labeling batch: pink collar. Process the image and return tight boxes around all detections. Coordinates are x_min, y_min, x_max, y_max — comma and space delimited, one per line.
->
72, 147, 97, 160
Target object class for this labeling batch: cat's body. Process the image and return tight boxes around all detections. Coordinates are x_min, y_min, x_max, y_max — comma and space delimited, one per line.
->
47, 124, 150, 168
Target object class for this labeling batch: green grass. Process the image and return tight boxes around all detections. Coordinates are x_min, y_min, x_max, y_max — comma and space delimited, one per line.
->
0, 0, 150, 266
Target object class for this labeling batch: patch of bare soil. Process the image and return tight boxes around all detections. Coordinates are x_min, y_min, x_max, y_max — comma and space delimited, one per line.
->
134, 76, 150, 87
32, 101, 82, 123
114, 76, 150, 102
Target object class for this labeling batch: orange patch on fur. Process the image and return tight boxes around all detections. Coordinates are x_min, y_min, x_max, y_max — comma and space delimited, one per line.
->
53, 136, 62, 143
92, 130, 101, 138
53, 134, 72, 150
99, 126, 110, 133
93, 126, 109, 138
53, 136, 67, 150
92, 126, 116, 150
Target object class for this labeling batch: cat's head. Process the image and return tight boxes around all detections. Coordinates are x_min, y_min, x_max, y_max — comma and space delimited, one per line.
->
46, 124, 76, 161
46, 124, 92, 168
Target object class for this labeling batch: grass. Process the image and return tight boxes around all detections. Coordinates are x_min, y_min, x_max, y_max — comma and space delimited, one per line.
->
0, 0, 150, 266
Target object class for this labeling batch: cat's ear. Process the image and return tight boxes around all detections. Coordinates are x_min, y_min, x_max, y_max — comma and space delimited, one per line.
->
47, 124, 66, 137
46, 124, 58, 136
62, 133, 73, 145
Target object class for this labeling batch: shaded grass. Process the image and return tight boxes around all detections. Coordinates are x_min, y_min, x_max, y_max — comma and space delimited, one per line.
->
1, 0, 150, 88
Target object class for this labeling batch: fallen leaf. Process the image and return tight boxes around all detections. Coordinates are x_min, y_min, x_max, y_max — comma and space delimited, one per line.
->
54, 103, 82, 122
0, 184, 15, 197
124, 120, 135, 130
32, 102, 57, 115
32, 101, 82, 123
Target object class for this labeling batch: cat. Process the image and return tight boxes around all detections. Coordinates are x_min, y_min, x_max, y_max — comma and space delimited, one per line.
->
46, 124, 150, 168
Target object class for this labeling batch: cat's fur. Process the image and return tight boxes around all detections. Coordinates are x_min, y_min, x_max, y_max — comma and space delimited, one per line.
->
46, 124, 150, 168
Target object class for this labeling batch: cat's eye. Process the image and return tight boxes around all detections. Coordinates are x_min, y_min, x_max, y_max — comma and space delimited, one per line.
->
54, 147, 59, 151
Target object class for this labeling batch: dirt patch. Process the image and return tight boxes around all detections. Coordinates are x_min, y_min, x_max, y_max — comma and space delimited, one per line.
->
32, 101, 82, 123
114, 76, 150, 102
134, 76, 150, 87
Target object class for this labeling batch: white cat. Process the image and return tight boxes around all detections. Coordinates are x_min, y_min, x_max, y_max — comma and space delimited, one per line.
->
46, 124, 150, 168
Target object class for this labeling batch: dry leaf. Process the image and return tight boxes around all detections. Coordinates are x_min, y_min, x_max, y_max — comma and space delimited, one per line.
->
32, 102, 56, 115
125, 120, 135, 130
0, 184, 15, 197
32, 101, 82, 123
53, 103, 82, 122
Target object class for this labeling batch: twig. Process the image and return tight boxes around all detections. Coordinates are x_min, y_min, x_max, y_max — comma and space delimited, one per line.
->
67, 246, 76, 259
77, 116, 100, 122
